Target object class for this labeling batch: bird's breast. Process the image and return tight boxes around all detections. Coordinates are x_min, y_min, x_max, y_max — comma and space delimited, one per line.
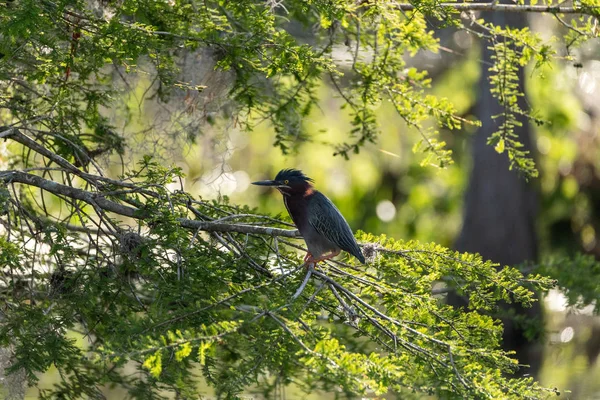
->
284, 194, 339, 257
283, 195, 309, 232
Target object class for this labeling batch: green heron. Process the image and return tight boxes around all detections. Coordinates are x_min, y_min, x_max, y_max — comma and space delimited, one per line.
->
252, 169, 365, 265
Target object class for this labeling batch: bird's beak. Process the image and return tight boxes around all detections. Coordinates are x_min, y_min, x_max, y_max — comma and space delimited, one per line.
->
252, 180, 290, 189
252, 180, 279, 187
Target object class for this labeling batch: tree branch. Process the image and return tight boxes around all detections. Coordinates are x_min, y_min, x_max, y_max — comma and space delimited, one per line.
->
2, 128, 86, 178
177, 219, 300, 237
0, 170, 302, 238
392, 2, 599, 14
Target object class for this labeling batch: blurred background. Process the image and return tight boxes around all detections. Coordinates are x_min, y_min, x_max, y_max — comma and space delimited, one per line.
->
15, 7, 600, 399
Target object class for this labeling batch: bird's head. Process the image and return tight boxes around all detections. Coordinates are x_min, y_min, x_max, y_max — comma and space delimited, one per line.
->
252, 169, 314, 196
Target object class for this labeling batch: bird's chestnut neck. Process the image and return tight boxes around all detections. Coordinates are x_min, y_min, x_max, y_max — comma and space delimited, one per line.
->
303, 186, 315, 197
279, 181, 314, 197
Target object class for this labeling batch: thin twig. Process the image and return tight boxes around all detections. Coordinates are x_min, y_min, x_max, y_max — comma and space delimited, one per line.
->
292, 264, 314, 300
391, 2, 599, 14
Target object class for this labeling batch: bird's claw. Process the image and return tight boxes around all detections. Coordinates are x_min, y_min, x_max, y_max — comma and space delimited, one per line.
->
303, 250, 341, 266
303, 252, 313, 263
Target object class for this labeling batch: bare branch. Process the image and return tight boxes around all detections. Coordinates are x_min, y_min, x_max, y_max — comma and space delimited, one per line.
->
292, 264, 313, 300
391, 2, 599, 14
2, 128, 88, 179
0, 170, 302, 238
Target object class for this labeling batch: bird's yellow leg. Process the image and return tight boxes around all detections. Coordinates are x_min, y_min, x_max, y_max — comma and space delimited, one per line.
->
305, 249, 341, 264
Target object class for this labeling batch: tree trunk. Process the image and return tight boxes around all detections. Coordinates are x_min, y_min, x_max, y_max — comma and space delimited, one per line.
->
451, 8, 543, 376
0, 347, 26, 400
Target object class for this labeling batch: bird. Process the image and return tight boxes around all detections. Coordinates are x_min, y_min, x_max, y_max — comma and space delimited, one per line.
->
252, 169, 365, 265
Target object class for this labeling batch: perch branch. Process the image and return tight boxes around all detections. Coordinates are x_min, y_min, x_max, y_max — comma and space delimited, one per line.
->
0, 170, 301, 238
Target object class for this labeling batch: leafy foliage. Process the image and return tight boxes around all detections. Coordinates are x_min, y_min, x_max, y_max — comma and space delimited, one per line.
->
1, 0, 600, 397
0, 158, 559, 398
536, 253, 600, 313
2, 0, 596, 174
483, 24, 551, 179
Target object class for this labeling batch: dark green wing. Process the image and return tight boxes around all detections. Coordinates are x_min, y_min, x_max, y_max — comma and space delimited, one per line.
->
308, 192, 365, 264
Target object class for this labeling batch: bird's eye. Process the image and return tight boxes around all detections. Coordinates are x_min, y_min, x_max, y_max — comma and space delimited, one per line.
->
284, 180, 289, 184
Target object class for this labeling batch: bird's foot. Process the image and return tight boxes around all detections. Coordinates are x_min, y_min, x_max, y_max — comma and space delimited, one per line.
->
303, 252, 315, 268
304, 250, 341, 265
303, 252, 313, 263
